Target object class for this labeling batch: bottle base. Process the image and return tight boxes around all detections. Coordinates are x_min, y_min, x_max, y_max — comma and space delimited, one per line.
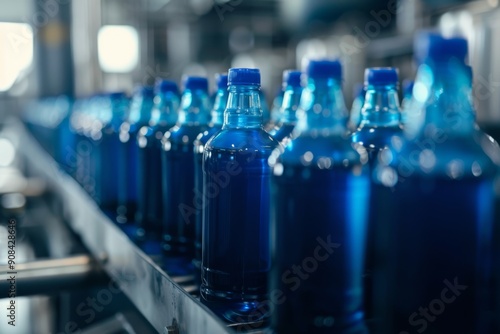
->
200, 286, 269, 324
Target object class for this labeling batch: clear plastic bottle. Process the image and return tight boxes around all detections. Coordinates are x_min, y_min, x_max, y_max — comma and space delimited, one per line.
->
94, 92, 129, 215
193, 73, 228, 284
269, 60, 370, 334
161, 76, 211, 275
269, 70, 303, 143
201, 68, 279, 322
373, 34, 500, 334
136, 80, 180, 250
118, 86, 155, 224
351, 67, 404, 326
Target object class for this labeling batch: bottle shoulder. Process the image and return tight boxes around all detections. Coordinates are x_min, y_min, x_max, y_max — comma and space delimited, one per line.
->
206, 127, 280, 154
196, 125, 223, 146
387, 128, 500, 178
164, 123, 208, 143
352, 125, 404, 150
276, 134, 368, 169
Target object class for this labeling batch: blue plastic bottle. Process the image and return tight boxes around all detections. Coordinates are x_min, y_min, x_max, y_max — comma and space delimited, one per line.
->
118, 86, 155, 224
201, 68, 279, 322
269, 60, 370, 334
352, 68, 403, 163
193, 73, 228, 283
373, 35, 500, 334
94, 92, 129, 215
136, 80, 180, 248
161, 76, 211, 275
351, 68, 403, 327
269, 70, 303, 143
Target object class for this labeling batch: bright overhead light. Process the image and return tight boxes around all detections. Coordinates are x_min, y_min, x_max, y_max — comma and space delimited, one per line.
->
98, 25, 139, 73
0, 22, 33, 92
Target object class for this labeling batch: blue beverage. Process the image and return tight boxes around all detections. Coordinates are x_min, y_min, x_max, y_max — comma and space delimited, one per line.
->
348, 83, 367, 132
269, 60, 370, 334
117, 86, 155, 223
269, 70, 303, 143
201, 68, 279, 322
95, 92, 129, 214
161, 76, 211, 275
351, 68, 403, 326
373, 35, 500, 334
136, 80, 180, 243
193, 73, 228, 283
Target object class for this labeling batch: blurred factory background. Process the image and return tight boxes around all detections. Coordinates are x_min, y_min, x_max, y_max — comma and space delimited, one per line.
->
1, 0, 500, 333
0, 0, 498, 126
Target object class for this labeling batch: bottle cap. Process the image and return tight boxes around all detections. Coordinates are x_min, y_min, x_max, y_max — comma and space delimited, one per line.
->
364, 67, 399, 86
305, 59, 342, 80
228, 68, 261, 86
283, 70, 302, 88
183, 76, 209, 91
155, 79, 179, 94
215, 73, 228, 89
415, 33, 468, 64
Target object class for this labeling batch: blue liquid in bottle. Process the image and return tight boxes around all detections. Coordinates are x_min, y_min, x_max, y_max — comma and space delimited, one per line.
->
161, 76, 211, 275
269, 60, 371, 334
94, 92, 129, 215
373, 35, 500, 334
118, 86, 155, 225
201, 68, 279, 323
193, 73, 228, 284
351, 68, 404, 327
269, 70, 303, 143
136, 80, 180, 251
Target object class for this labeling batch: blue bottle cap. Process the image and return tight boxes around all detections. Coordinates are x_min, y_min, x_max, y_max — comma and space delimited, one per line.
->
364, 67, 399, 86
414, 33, 468, 64
228, 68, 261, 86
305, 59, 342, 80
155, 79, 179, 94
215, 73, 228, 89
183, 76, 209, 91
283, 70, 302, 88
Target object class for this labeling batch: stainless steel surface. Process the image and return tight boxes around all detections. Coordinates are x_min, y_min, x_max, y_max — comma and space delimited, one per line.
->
3, 119, 235, 334
0, 255, 104, 298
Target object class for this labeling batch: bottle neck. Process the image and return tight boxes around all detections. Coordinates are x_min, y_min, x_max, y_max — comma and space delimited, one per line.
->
280, 85, 303, 124
408, 62, 475, 138
223, 85, 263, 129
150, 91, 180, 127
296, 78, 348, 135
177, 89, 211, 125
359, 84, 401, 128
210, 88, 227, 126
